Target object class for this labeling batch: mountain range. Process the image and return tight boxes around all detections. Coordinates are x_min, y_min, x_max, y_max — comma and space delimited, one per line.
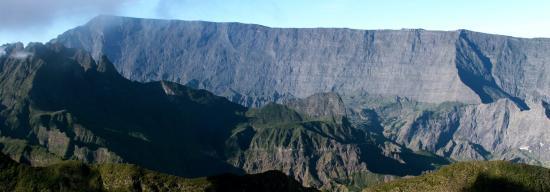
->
0, 15, 549, 191
0, 42, 449, 190
54, 15, 550, 170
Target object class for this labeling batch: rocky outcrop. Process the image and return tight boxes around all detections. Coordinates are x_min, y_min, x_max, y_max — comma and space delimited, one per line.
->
284, 92, 347, 119
225, 101, 449, 190
225, 103, 375, 189
343, 94, 550, 167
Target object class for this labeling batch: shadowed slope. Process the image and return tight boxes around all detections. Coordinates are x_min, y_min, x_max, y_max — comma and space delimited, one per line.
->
0, 152, 317, 192
0, 42, 247, 177
455, 31, 529, 110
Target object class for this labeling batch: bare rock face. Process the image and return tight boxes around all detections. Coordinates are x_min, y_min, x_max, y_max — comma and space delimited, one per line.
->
228, 124, 372, 189
344, 95, 550, 167
225, 103, 374, 190
52, 16, 471, 107
53, 16, 550, 110
455, 99, 550, 165
284, 92, 347, 119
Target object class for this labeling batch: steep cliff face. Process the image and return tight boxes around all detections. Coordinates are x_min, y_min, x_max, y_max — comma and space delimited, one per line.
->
455, 31, 530, 110
54, 16, 482, 107
456, 31, 550, 104
53, 16, 550, 110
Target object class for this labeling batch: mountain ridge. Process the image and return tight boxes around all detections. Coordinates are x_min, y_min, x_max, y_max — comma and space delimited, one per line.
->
2, 15, 547, 191
84, 15, 550, 39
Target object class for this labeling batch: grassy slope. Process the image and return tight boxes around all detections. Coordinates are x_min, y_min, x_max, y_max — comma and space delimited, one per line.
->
363, 161, 550, 192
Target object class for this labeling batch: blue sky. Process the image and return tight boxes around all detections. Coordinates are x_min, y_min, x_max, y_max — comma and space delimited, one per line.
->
1, 0, 549, 44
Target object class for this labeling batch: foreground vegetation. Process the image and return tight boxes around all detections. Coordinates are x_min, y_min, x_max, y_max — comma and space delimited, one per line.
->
363, 161, 550, 192
0, 153, 317, 192
3, 148, 550, 192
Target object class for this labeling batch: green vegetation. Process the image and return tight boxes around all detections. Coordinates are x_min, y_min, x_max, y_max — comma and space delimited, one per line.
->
363, 161, 550, 192
0, 153, 317, 192
0, 43, 248, 177
0, 152, 208, 192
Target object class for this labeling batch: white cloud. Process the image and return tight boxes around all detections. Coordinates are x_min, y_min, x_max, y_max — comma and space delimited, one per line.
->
0, 47, 5, 57
11, 50, 33, 59
0, 0, 131, 30
0, 0, 132, 44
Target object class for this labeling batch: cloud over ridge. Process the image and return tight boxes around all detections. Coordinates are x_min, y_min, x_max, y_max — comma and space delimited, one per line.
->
0, 0, 129, 31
